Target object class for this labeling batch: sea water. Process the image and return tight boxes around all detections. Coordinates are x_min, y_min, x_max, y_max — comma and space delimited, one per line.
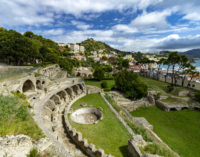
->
160, 59, 200, 72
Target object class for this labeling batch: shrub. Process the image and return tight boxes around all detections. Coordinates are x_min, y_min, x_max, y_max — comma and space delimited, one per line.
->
155, 92, 161, 100
27, 148, 39, 157
34, 72, 41, 77
0, 95, 44, 140
104, 88, 111, 92
114, 70, 147, 99
166, 84, 174, 92
93, 68, 105, 81
101, 81, 108, 88
195, 90, 200, 102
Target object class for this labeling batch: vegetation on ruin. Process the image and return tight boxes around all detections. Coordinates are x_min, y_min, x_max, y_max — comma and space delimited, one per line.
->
0, 95, 44, 140
140, 143, 177, 157
84, 79, 115, 89
132, 107, 200, 157
104, 93, 177, 157
69, 93, 131, 157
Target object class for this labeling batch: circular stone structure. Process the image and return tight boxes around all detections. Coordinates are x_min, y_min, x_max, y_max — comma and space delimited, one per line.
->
70, 107, 103, 124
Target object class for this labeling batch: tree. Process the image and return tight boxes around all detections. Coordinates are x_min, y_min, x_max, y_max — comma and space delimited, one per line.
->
168, 52, 181, 85
93, 68, 105, 81
122, 59, 129, 69
101, 81, 108, 88
156, 58, 165, 80
176, 55, 190, 86
163, 59, 171, 83
187, 65, 199, 88
115, 70, 147, 99
116, 57, 129, 70
24, 31, 34, 38
133, 52, 143, 61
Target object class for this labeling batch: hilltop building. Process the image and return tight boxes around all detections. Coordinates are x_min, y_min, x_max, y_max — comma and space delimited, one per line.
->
58, 43, 66, 47
68, 43, 85, 53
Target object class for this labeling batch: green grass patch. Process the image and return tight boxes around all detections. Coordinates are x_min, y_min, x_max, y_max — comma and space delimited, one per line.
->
69, 94, 131, 157
84, 79, 115, 89
140, 142, 177, 157
131, 107, 200, 157
140, 77, 190, 98
0, 95, 44, 140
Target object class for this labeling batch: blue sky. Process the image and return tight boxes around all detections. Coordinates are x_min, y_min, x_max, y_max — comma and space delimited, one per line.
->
1, 0, 200, 52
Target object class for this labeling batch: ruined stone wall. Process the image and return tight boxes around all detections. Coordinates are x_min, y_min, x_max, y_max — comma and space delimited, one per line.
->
86, 85, 103, 94
36, 64, 67, 79
40, 82, 113, 157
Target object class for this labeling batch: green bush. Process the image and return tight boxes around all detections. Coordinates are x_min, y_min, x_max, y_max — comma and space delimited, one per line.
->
155, 92, 161, 100
104, 88, 111, 92
166, 84, 174, 92
11, 91, 27, 100
34, 72, 41, 77
114, 70, 147, 99
0, 95, 44, 140
93, 68, 105, 81
195, 90, 200, 103
101, 80, 108, 88
27, 148, 39, 157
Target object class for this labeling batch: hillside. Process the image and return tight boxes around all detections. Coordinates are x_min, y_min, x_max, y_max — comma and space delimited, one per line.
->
80, 38, 129, 54
182, 49, 200, 59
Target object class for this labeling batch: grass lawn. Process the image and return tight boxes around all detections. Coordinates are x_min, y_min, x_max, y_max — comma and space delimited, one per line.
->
131, 107, 200, 157
69, 93, 131, 157
0, 95, 44, 140
140, 77, 189, 97
84, 79, 115, 89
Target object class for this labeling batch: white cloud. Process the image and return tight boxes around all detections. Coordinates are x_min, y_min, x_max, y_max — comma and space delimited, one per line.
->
183, 12, 200, 21
155, 34, 200, 50
113, 24, 138, 33
42, 29, 65, 36
0, 0, 162, 26
130, 9, 173, 28
71, 21, 92, 30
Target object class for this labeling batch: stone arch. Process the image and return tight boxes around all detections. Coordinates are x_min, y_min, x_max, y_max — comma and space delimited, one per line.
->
50, 95, 61, 105
57, 91, 66, 101
45, 100, 56, 111
36, 80, 42, 90
78, 84, 84, 91
65, 88, 73, 98
170, 108, 177, 111
77, 72, 81, 77
72, 85, 78, 95
22, 80, 35, 93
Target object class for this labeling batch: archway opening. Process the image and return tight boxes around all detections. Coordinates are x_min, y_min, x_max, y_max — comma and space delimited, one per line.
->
65, 88, 72, 98
22, 80, 35, 93
72, 85, 78, 95
36, 80, 42, 90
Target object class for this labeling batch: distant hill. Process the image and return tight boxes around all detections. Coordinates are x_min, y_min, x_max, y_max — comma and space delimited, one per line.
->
80, 38, 130, 54
181, 49, 200, 59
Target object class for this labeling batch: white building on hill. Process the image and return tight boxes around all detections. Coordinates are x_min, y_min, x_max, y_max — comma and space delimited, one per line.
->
67, 43, 85, 53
